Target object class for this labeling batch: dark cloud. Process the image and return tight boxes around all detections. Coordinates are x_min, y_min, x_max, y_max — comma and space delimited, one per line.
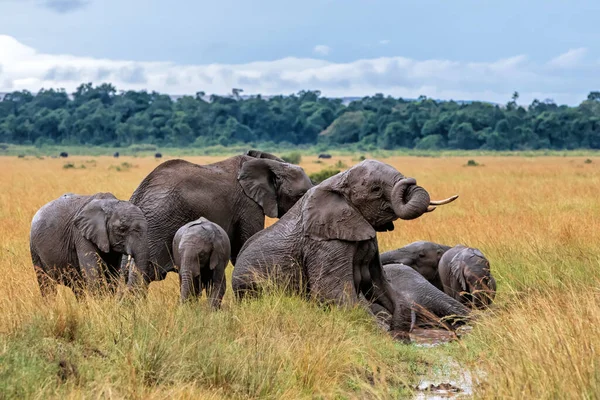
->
41, 0, 90, 14
44, 66, 83, 81
117, 66, 147, 84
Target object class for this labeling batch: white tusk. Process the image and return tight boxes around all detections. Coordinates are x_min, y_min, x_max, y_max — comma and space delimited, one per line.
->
430, 195, 459, 206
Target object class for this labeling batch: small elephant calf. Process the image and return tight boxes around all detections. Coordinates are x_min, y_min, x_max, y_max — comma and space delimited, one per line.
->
438, 245, 496, 308
173, 217, 230, 308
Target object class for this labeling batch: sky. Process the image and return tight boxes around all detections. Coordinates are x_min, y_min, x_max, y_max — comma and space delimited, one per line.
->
0, 0, 599, 105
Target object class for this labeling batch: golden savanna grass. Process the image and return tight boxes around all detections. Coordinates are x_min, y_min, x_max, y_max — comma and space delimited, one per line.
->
1, 153, 599, 399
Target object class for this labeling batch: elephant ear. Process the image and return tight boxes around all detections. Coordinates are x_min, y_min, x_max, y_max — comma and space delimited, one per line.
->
74, 199, 111, 253
449, 254, 468, 292
302, 187, 376, 242
238, 159, 278, 218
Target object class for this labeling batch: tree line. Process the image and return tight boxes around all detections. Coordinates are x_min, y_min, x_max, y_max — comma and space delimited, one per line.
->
1, 83, 600, 150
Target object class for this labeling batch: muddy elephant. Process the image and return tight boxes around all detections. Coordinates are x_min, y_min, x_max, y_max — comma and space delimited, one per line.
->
371, 264, 470, 330
438, 245, 496, 308
30, 193, 148, 298
173, 217, 231, 308
232, 159, 458, 332
380, 241, 451, 289
124, 150, 312, 288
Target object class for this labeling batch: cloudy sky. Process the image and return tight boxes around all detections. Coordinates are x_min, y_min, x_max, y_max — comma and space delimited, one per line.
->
0, 0, 599, 105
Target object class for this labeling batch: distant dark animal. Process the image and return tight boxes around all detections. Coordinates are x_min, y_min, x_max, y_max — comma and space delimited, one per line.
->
438, 245, 496, 308
59, 152, 68, 158
17, 154, 25, 158
113, 152, 120, 158
154, 153, 162, 159
173, 217, 230, 307
30, 193, 149, 298
318, 153, 332, 159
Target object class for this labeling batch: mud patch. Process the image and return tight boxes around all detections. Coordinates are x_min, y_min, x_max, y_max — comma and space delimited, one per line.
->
413, 357, 474, 399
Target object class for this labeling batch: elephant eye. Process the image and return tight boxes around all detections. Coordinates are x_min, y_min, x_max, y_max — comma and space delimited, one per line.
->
371, 185, 382, 193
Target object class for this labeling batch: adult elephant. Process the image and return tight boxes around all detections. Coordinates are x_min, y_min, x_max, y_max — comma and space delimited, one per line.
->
380, 241, 451, 289
30, 193, 148, 297
371, 264, 470, 330
232, 159, 458, 333
125, 150, 312, 287
438, 245, 496, 308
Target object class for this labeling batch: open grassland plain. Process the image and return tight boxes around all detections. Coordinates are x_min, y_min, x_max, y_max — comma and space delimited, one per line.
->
1, 154, 599, 399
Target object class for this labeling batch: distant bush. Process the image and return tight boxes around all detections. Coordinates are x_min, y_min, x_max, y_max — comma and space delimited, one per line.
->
584, 159, 593, 164
63, 163, 86, 169
309, 168, 340, 184
282, 152, 302, 164
109, 162, 137, 172
466, 159, 481, 167
334, 160, 347, 169
0, 143, 8, 151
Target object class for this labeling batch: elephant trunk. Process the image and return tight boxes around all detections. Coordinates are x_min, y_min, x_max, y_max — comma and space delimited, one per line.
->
126, 239, 150, 292
391, 178, 431, 220
180, 265, 195, 302
392, 178, 459, 220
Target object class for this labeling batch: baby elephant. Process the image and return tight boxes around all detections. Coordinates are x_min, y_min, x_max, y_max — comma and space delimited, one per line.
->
438, 245, 496, 308
372, 264, 470, 330
30, 192, 148, 298
173, 218, 230, 308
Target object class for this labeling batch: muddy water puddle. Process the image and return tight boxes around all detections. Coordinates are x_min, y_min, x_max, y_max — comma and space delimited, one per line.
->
409, 328, 475, 399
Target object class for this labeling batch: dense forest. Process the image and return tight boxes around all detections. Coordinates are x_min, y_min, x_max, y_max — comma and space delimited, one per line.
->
1, 83, 600, 150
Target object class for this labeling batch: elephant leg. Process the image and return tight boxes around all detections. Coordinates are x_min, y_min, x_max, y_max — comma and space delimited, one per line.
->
207, 268, 226, 310
34, 265, 57, 298
307, 241, 359, 307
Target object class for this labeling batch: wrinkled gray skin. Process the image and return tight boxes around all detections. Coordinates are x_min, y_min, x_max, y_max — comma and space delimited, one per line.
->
380, 241, 451, 289
124, 150, 312, 288
30, 193, 148, 298
438, 245, 496, 309
232, 160, 458, 332
371, 264, 470, 330
173, 217, 231, 308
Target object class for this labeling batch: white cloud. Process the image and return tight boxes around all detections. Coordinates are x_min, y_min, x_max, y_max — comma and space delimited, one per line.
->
313, 45, 331, 56
548, 48, 587, 68
0, 35, 595, 105
379, 40, 391, 45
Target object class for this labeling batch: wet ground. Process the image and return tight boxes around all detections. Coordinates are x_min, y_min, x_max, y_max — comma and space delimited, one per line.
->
409, 328, 475, 398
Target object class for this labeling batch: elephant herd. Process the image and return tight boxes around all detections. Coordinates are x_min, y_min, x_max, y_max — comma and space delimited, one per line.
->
29, 150, 495, 338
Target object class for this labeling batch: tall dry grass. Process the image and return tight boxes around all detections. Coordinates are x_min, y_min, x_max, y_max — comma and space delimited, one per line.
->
1, 154, 599, 398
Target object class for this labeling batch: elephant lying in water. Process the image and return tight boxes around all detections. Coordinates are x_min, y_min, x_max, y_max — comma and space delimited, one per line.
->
30, 193, 148, 298
232, 159, 458, 333
124, 150, 312, 290
439, 245, 496, 308
371, 264, 470, 330
380, 241, 451, 289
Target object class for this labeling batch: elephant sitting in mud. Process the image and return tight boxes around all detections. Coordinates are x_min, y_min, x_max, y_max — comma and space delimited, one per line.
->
439, 245, 496, 308
30, 193, 148, 298
371, 264, 470, 330
173, 217, 231, 308
232, 159, 458, 333
380, 241, 451, 289
124, 150, 312, 289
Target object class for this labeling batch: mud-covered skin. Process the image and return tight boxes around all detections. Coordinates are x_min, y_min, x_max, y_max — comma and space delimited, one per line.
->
30, 193, 148, 298
438, 245, 496, 308
380, 241, 452, 289
371, 264, 470, 330
173, 217, 231, 308
123, 150, 312, 287
233, 160, 458, 332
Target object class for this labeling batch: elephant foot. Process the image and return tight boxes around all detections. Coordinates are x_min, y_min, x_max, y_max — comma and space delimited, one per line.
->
390, 329, 411, 344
